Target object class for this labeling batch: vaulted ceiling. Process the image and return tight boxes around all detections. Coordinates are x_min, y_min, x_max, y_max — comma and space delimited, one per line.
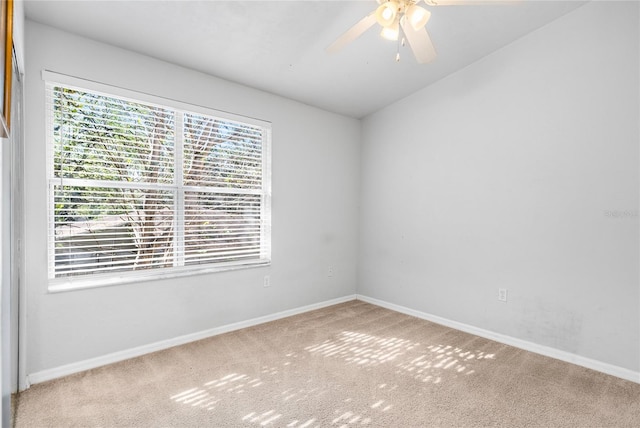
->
25, 1, 586, 118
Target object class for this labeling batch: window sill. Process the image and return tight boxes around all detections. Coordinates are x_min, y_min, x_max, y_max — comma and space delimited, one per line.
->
48, 260, 271, 293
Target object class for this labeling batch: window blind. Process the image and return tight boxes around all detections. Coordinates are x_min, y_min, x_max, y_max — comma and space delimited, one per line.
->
46, 79, 271, 285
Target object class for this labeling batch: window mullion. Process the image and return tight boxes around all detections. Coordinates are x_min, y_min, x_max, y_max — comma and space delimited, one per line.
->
261, 128, 272, 261
175, 110, 185, 267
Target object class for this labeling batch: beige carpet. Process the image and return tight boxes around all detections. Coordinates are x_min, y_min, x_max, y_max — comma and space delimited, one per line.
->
14, 300, 640, 427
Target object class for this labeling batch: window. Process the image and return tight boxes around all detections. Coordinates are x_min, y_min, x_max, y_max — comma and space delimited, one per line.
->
45, 72, 271, 291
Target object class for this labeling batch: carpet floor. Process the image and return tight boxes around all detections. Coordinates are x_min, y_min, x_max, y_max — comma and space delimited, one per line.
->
14, 300, 640, 427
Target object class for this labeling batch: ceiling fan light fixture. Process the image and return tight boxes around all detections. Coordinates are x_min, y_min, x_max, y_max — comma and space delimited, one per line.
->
380, 18, 400, 41
326, 0, 438, 65
375, 1, 398, 27
406, 5, 431, 31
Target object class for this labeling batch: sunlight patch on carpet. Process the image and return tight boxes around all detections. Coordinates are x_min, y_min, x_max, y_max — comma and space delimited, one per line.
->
169, 329, 500, 425
170, 372, 265, 410
395, 344, 496, 383
304, 331, 419, 366
243, 410, 283, 426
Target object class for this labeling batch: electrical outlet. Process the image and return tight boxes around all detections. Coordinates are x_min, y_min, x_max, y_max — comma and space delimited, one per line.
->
498, 288, 508, 302
327, 266, 334, 277
264, 275, 271, 288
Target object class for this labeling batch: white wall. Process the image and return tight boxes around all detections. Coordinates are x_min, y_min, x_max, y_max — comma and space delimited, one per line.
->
359, 1, 639, 372
24, 21, 361, 377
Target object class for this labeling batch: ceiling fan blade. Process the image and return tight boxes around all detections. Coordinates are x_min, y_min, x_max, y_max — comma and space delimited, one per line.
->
326, 12, 377, 54
400, 18, 437, 64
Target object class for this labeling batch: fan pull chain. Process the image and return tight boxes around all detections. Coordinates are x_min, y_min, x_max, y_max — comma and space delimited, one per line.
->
396, 22, 406, 62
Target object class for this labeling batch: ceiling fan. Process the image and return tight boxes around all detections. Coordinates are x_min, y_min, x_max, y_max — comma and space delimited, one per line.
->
326, 0, 492, 64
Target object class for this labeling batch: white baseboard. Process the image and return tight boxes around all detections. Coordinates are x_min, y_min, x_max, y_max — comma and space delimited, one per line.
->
356, 294, 640, 384
27, 294, 357, 387
27, 293, 639, 387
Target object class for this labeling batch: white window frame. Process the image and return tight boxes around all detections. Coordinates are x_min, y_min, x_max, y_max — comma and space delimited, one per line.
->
43, 70, 272, 292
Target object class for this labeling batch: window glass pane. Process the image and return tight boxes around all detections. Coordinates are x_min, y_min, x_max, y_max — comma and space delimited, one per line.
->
183, 112, 262, 189
54, 185, 175, 276
184, 191, 262, 265
52, 86, 175, 184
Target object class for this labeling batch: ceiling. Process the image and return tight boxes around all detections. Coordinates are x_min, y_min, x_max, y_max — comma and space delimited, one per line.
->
24, 0, 587, 118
